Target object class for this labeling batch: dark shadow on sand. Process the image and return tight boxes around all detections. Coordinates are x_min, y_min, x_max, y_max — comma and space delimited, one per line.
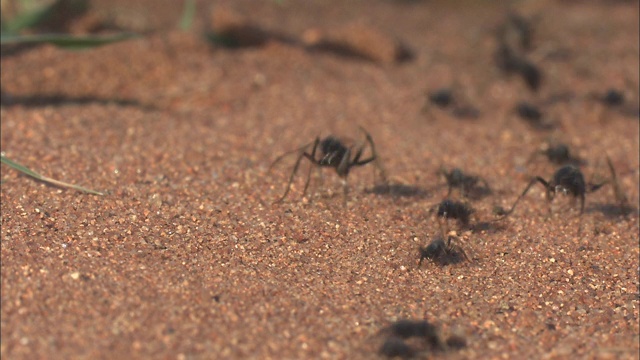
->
1, 92, 153, 109
367, 183, 429, 199
588, 202, 637, 219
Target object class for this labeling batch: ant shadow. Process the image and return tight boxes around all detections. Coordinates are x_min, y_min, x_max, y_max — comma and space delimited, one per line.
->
460, 186, 493, 201
424, 183, 493, 201
1, 91, 152, 110
588, 202, 637, 219
366, 183, 430, 199
470, 220, 507, 234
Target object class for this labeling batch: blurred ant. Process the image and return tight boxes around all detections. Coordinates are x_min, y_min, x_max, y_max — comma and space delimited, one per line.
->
421, 200, 472, 266
423, 88, 480, 120
436, 199, 474, 228
495, 165, 608, 219
427, 88, 454, 109
528, 142, 584, 166
599, 89, 625, 107
589, 88, 640, 119
382, 319, 442, 348
419, 234, 469, 266
378, 319, 441, 358
439, 167, 491, 199
495, 44, 541, 91
379, 337, 415, 359
378, 319, 466, 358
514, 102, 554, 130
269, 126, 386, 205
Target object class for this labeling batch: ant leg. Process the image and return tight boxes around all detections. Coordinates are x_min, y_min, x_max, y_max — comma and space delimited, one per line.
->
342, 178, 349, 207
606, 155, 629, 212
275, 138, 319, 203
588, 179, 609, 193
268, 140, 314, 173
302, 161, 315, 200
576, 194, 585, 235
461, 184, 469, 199
479, 177, 492, 192
500, 176, 549, 217
358, 126, 388, 184
275, 151, 308, 203
545, 187, 554, 217
302, 138, 322, 198
336, 148, 352, 177
586, 155, 613, 194
451, 235, 470, 262
437, 215, 449, 240
573, 193, 585, 235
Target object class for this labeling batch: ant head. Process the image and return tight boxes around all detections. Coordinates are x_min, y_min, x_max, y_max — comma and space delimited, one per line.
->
422, 238, 446, 258
449, 168, 465, 182
320, 136, 346, 156
603, 89, 624, 106
551, 165, 586, 198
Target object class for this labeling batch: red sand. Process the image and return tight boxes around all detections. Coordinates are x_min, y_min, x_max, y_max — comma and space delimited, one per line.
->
1, 1, 638, 359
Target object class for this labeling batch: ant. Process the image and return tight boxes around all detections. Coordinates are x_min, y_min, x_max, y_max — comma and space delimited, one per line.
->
494, 44, 541, 91
378, 319, 466, 358
427, 88, 454, 109
436, 199, 474, 228
514, 102, 555, 130
423, 88, 480, 120
420, 200, 472, 266
495, 165, 608, 218
439, 167, 491, 199
419, 234, 469, 266
589, 88, 640, 119
382, 319, 443, 349
528, 142, 584, 166
379, 337, 415, 359
600, 89, 625, 107
269, 126, 386, 205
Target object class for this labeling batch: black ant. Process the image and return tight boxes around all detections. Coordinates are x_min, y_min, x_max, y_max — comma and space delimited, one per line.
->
439, 167, 491, 199
382, 320, 443, 349
419, 234, 469, 266
379, 337, 415, 359
423, 88, 480, 120
514, 101, 554, 130
528, 143, 584, 166
427, 88, 454, 109
494, 43, 541, 91
378, 319, 465, 358
269, 127, 386, 205
436, 199, 474, 228
495, 165, 608, 218
600, 89, 625, 107
589, 88, 640, 119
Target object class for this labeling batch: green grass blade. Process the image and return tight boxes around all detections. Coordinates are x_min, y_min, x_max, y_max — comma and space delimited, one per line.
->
0, 32, 138, 49
178, 0, 197, 31
1, 155, 104, 195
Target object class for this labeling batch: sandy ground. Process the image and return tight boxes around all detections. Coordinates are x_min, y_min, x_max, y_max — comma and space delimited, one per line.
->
1, 0, 639, 359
